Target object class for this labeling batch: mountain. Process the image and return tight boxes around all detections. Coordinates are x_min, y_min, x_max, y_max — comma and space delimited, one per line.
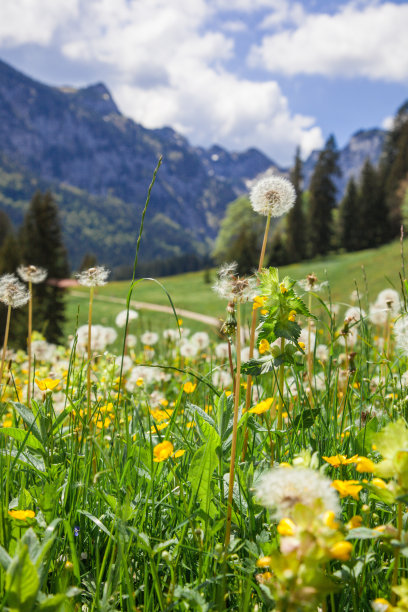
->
0, 58, 390, 274
302, 129, 387, 197
0, 58, 279, 273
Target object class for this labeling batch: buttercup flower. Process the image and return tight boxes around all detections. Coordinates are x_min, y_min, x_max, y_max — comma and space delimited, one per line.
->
153, 441, 174, 462
249, 176, 296, 217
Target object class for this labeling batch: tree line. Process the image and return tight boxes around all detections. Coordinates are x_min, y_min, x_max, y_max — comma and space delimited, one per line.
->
215, 100, 408, 272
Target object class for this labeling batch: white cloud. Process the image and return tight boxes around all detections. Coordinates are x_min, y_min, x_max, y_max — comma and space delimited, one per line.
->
0, 0, 323, 163
249, 2, 408, 81
0, 0, 79, 46
259, 1, 305, 28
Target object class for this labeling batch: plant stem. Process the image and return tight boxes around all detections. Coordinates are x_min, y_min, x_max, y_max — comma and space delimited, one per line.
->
27, 281, 32, 408
277, 337, 286, 432
225, 302, 241, 549
391, 501, 403, 604
87, 286, 94, 426
0, 305, 11, 396
241, 214, 271, 460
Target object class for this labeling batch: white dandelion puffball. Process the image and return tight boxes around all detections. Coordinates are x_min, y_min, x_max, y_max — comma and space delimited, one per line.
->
0, 274, 30, 308
191, 331, 210, 350
76, 266, 110, 287
17, 265, 47, 284
394, 315, 408, 356
115, 309, 138, 328
249, 176, 296, 217
141, 331, 159, 346
256, 466, 340, 519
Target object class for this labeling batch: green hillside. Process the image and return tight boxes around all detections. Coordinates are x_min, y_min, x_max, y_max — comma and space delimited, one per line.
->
65, 238, 408, 341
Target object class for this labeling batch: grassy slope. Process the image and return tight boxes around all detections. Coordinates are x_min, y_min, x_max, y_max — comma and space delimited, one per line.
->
65, 239, 406, 338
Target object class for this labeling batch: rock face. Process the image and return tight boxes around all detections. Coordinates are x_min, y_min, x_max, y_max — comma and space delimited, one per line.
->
302, 129, 387, 198
0, 58, 390, 270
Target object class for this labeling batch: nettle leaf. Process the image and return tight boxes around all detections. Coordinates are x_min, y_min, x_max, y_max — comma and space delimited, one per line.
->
241, 356, 275, 376
273, 350, 295, 367
275, 320, 301, 343
287, 296, 314, 318
281, 276, 297, 290
256, 320, 277, 345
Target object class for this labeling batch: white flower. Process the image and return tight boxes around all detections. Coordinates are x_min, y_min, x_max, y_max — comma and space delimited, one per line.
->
115, 355, 133, 373
180, 341, 199, 358
191, 331, 210, 350
115, 309, 138, 328
215, 342, 230, 360
31, 340, 57, 362
376, 288, 401, 314
298, 329, 316, 354
315, 344, 329, 362
256, 466, 340, 519
76, 266, 110, 287
249, 176, 296, 217
163, 329, 179, 342
212, 370, 232, 388
394, 315, 408, 356
338, 326, 358, 348
344, 306, 366, 324
213, 262, 256, 303
126, 334, 137, 348
0, 274, 30, 308
141, 331, 159, 346
17, 265, 47, 284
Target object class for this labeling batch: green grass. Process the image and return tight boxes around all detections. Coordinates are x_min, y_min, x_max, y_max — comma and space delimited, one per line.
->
65, 239, 407, 335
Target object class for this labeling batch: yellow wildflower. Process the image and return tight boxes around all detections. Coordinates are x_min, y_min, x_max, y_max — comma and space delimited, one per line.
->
279, 283, 287, 294
2, 419, 12, 428
183, 382, 197, 394
173, 449, 186, 458
354, 456, 375, 473
150, 422, 169, 433
153, 441, 174, 462
136, 378, 144, 387
323, 511, 340, 530
346, 515, 363, 530
8, 509, 35, 520
329, 540, 353, 562
249, 398, 273, 415
323, 454, 359, 468
35, 378, 60, 391
331, 480, 362, 500
372, 598, 392, 612
258, 339, 270, 355
298, 341, 305, 350
253, 296, 267, 310
372, 478, 387, 489
256, 556, 271, 568
288, 310, 296, 322
277, 518, 296, 536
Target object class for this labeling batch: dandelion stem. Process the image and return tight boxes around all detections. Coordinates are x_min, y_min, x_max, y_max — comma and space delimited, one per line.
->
225, 302, 241, 549
0, 305, 11, 395
391, 501, 403, 604
27, 281, 32, 408
87, 286, 94, 426
242, 214, 271, 460
277, 337, 286, 432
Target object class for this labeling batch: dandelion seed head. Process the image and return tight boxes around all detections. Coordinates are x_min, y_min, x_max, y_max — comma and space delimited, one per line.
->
213, 262, 256, 303
17, 265, 48, 284
249, 176, 296, 217
256, 466, 340, 519
76, 266, 110, 287
394, 315, 408, 356
115, 309, 138, 328
0, 274, 30, 308
141, 331, 159, 346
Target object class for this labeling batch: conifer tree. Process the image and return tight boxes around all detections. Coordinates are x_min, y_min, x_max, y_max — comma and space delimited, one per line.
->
286, 147, 306, 262
338, 177, 359, 251
357, 160, 390, 249
0, 210, 13, 248
307, 135, 341, 257
19, 191, 69, 343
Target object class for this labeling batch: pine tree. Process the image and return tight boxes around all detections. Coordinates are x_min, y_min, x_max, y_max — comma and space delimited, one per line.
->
357, 160, 390, 249
307, 135, 341, 257
338, 177, 360, 251
80, 253, 97, 272
0, 210, 13, 248
19, 191, 70, 343
286, 147, 306, 262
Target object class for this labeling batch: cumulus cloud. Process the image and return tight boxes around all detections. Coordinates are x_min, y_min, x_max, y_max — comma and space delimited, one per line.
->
0, 0, 79, 46
0, 0, 323, 162
249, 2, 408, 81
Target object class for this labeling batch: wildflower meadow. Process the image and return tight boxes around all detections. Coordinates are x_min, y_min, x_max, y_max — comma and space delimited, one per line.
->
1, 166, 408, 612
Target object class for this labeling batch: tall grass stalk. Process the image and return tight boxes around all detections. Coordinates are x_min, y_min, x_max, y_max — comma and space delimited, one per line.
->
225, 302, 241, 549
86, 285, 94, 425
0, 305, 11, 392
27, 280, 33, 408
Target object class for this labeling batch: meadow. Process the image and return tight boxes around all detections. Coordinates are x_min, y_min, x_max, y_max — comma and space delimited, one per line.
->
1, 179, 408, 611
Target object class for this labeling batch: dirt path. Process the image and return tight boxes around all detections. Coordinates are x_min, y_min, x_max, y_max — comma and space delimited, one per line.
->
70, 291, 221, 328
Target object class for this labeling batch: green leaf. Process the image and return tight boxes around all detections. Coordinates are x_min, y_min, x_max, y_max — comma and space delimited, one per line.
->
287, 295, 313, 317
10, 402, 42, 443
6, 543, 39, 610
355, 417, 379, 456
186, 402, 216, 430
241, 356, 275, 376
346, 528, 381, 540
37, 594, 67, 611
0, 546, 11, 570
0, 448, 45, 473
274, 320, 301, 343
292, 410, 318, 429
188, 426, 220, 517
77, 510, 115, 540
0, 427, 44, 451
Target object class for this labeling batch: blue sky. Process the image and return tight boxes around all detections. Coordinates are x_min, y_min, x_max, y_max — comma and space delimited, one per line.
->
0, 0, 407, 165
